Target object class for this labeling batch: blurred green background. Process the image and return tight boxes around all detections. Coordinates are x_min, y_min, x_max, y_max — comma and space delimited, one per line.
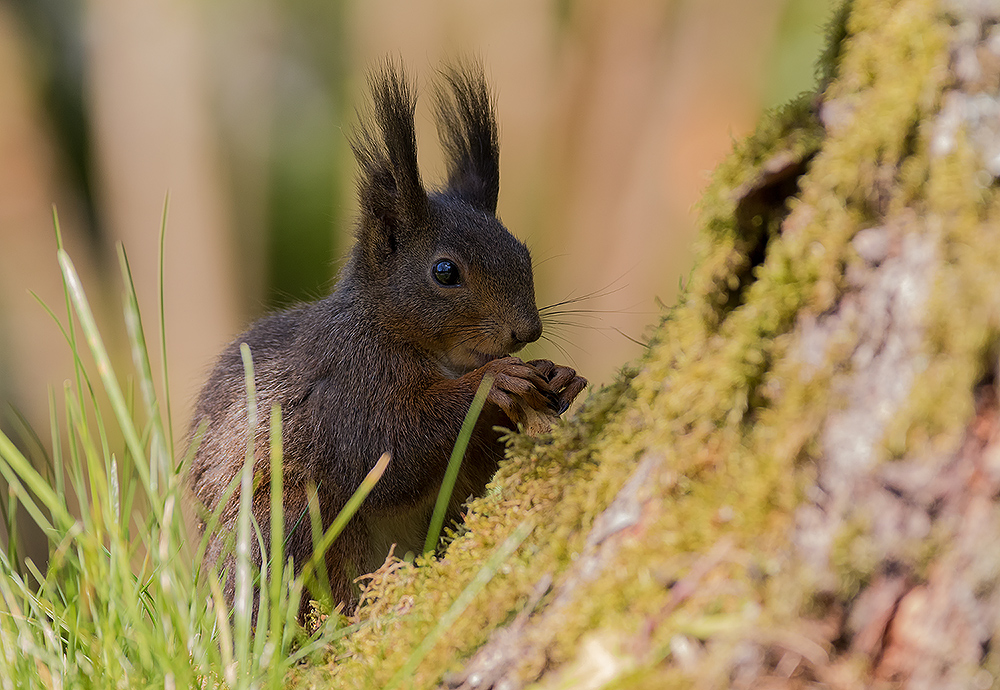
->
0, 0, 832, 453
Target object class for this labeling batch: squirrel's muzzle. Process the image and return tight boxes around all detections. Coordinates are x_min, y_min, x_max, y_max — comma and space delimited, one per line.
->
509, 313, 543, 351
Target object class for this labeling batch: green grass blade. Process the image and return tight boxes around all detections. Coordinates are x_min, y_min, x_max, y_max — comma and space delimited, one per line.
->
47, 388, 65, 504
424, 375, 493, 554
386, 520, 535, 689
56, 249, 161, 522
63, 382, 110, 541
0, 427, 73, 533
298, 452, 389, 596
192, 463, 244, 572
1, 478, 16, 573
235, 342, 259, 686
267, 403, 287, 654
51, 206, 87, 426
157, 193, 175, 458
118, 244, 168, 491
29, 290, 100, 405
4, 405, 53, 484
61, 383, 88, 528
306, 485, 335, 607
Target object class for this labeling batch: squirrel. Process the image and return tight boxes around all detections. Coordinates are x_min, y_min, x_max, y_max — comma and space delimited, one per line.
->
187, 60, 587, 613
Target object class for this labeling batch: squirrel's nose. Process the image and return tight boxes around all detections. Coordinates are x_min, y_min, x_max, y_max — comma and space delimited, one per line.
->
511, 315, 542, 347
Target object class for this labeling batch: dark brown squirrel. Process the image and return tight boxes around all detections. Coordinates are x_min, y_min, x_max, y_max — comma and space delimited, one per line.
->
187, 60, 586, 611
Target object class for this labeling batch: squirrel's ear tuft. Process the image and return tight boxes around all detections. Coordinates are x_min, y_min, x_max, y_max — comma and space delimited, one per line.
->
351, 61, 428, 248
434, 60, 500, 216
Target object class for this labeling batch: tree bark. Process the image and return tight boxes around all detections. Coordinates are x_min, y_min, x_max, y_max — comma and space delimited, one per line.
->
317, 1, 1000, 688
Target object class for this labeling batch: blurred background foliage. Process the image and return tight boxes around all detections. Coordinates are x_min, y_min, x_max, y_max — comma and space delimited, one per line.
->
0, 0, 831, 467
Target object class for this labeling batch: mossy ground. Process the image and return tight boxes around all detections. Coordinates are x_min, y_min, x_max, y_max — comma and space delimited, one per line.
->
306, 0, 1000, 686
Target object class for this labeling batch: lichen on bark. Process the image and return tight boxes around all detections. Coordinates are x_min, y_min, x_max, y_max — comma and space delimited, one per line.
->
307, 0, 1000, 687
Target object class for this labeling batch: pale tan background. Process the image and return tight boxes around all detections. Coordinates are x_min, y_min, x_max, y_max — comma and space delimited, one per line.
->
0, 0, 831, 449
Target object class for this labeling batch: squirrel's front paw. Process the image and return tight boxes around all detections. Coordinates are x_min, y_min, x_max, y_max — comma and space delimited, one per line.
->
527, 360, 587, 415
474, 357, 587, 432
475, 357, 552, 427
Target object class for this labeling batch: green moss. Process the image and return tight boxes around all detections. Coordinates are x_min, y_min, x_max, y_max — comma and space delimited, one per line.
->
816, 0, 853, 88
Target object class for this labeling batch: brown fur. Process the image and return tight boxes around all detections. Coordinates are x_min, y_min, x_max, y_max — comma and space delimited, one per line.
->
187, 61, 586, 613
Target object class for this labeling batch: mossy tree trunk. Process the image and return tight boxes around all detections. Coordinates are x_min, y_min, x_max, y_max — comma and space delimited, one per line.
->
313, 1, 1000, 688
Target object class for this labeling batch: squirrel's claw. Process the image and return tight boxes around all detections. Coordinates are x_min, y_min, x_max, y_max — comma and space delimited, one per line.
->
554, 374, 587, 414
528, 359, 586, 416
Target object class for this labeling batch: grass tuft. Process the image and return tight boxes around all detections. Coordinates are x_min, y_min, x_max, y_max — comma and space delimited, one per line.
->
0, 230, 368, 688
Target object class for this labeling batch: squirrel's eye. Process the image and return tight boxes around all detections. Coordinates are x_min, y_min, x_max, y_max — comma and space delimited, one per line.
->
433, 259, 461, 287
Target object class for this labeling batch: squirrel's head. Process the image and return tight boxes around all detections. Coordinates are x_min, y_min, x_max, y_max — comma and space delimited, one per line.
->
349, 61, 542, 376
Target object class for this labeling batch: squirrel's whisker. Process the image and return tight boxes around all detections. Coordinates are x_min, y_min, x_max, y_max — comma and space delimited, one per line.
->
538, 280, 629, 313
537, 335, 575, 364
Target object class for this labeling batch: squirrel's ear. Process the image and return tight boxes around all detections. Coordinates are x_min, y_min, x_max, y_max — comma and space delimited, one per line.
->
351, 62, 429, 250
434, 61, 500, 216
